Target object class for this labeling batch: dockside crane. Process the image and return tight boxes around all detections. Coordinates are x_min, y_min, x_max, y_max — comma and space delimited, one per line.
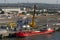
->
29, 5, 36, 28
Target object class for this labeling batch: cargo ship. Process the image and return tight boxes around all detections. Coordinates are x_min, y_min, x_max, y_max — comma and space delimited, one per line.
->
15, 5, 54, 37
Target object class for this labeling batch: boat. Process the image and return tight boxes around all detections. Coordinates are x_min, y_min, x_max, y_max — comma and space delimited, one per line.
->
15, 26, 54, 37
15, 5, 54, 37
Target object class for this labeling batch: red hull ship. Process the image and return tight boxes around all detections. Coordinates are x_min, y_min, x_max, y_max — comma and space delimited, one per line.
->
15, 28, 54, 37
15, 5, 54, 37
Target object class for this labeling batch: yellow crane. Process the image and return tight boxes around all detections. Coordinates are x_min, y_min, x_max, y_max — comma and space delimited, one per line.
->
29, 5, 36, 28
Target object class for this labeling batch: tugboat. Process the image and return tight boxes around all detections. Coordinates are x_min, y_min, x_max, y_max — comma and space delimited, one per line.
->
15, 5, 54, 37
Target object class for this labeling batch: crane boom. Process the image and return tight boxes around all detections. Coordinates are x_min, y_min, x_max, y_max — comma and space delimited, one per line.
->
29, 5, 36, 28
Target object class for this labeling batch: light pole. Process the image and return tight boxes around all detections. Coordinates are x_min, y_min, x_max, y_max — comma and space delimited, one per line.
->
57, 0, 59, 9
17, 0, 19, 7
4, 0, 7, 12
4, 0, 7, 6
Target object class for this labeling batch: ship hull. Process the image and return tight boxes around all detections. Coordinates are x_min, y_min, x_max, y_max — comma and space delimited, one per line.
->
15, 29, 54, 37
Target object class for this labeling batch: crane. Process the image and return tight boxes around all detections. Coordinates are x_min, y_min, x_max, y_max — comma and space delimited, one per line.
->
29, 5, 36, 28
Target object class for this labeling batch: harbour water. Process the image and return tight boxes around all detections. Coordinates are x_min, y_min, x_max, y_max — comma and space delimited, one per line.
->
0, 32, 60, 40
